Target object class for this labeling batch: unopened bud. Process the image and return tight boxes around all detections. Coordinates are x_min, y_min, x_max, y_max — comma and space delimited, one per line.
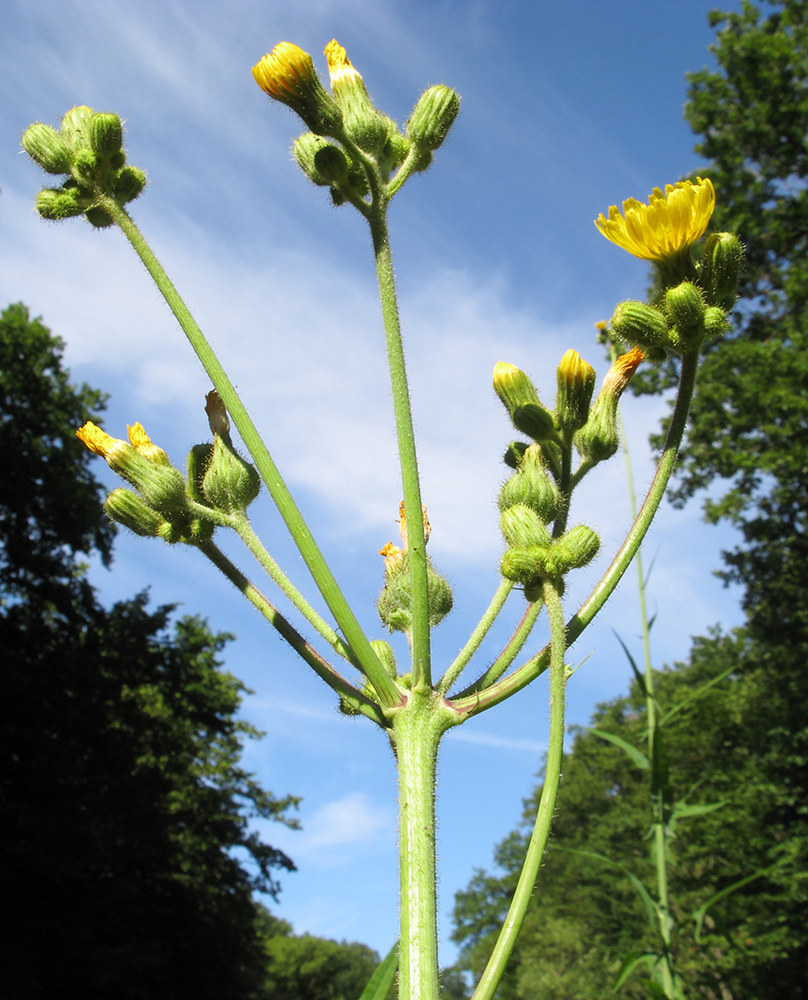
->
253, 43, 343, 137
555, 349, 596, 432
500, 504, 552, 549
498, 444, 560, 522
664, 280, 706, 348
314, 143, 349, 182
574, 348, 643, 465
699, 232, 743, 310
512, 403, 558, 443
611, 300, 673, 354
406, 85, 460, 151
324, 39, 390, 155
59, 105, 94, 149
35, 187, 87, 221
369, 639, 398, 679
493, 362, 541, 415
293, 133, 336, 186
21, 123, 73, 174
553, 525, 600, 571
90, 113, 123, 158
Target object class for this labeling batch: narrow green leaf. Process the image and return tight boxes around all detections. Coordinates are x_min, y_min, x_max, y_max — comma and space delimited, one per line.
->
592, 728, 650, 770
613, 950, 660, 991
611, 630, 648, 698
357, 941, 398, 1000
692, 864, 780, 942
559, 846, 660, 931
671, 799, 726, 820
658, 663, 736, 726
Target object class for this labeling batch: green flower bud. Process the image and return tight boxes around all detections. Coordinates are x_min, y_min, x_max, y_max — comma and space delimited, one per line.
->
293, 133, 335, 186
611, 300, 673, 353
112, 166, 147, 203
377, 552, 453, 634
21, 123, 73, 174
501, 546, 552, 584
370, 639, 398, 679
500, 504, 552, 549
35, 186, 88, 221
664, 280, 706, 348
187, 443, 214, 502
72, 148, 99, 184
104, 488, 177, 540
574, 348, 643, 466
553, 524, 600, 571
84, 207, 115, 229
324, 40, 390, 154
313, 143, 349, 183
493, 362, 541, 416
200, 391, 261, 514
406, 85, 460, 151
59, 105, 95, 149
512, 403, 558, 443
555, 349, 596, 433
89, 112, 123, 157
699, 232, 743, 310
498, 445, 560, 522
503, 441, 529, 470
703, 306, 731, 338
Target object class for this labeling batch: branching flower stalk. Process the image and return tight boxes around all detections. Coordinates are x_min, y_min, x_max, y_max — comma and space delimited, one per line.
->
22, 47, 742, 1000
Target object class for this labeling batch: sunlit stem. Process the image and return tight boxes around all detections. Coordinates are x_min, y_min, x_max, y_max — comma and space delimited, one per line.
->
451, 346, 701, 717
455, 598, 544, 699
471, 578, 568, 1000
617, 392, 676, 996
437, 579, 514, 695
393, 695, 453, 1000
368, 202, 431, 691
101, 198, 400, 709
195, 539, 387, 727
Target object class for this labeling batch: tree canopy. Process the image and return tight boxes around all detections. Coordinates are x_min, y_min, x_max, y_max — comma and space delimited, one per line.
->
0, 303, 300, 999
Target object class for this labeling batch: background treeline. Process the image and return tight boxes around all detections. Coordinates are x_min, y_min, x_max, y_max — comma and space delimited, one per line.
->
451, 2, 808, 997
0, 300, 385, 999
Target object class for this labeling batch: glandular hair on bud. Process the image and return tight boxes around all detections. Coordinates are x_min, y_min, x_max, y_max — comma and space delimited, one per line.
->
104, 488, 174, 539
313, 143, 349, 183
201, 437, 261, 514
611, 300, 672, 353
498, 444, 560, 521
493, 362, 541, 416
406, 85, 460, 151
90, 113, 123, 157
699, 232, 743, 310
555, 349, 596, 433
553, 525, 600, 571
500, 503, 552, 549
512, 403, 558, 443
664, 280, 706, 347
21, 123, 73, 175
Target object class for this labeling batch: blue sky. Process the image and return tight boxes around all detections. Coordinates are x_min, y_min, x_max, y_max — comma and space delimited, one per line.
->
2, 0, 746, 966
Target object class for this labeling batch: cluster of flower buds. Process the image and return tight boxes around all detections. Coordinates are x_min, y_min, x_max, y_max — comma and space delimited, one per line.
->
377, 502, 453, 636
253, 40, 459, 205
596, 176, 742, 357
22, 106, 146, 228
76, 392, 260, 544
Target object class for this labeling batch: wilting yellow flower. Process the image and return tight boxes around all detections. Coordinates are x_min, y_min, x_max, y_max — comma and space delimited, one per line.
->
324, 39, 364, 94
252, 43, 342, 135
601, 346, 645, 396
76, 421, 130, 463
595, 177, 715, 262
379, 541, 405, 578
127, 422, 169, 464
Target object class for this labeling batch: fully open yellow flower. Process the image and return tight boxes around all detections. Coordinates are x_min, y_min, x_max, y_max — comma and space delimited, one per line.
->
595, 177, 715, 262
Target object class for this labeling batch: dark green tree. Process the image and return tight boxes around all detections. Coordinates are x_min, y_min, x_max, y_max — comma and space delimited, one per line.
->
0, 303, 299, 1000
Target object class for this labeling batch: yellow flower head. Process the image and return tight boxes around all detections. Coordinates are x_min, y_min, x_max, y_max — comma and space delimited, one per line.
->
127, 422, 169, 464
595, 177, 716, 262
252, 43, 342, 136
76, 421, 130, 465
324, 39, 365, 95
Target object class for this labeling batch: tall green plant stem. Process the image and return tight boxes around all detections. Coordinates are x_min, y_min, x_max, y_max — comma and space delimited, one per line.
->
619, 400, 676, 996
369, 204, 431, 691
451, 347, 701, 717
471, 579, 568, 1000
101, 198, 399, 710
393, 697, 455, 1000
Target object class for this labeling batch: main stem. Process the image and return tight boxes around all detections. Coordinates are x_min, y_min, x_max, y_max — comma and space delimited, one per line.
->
393, 697, 446, 1000
369, 205, 431, 691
